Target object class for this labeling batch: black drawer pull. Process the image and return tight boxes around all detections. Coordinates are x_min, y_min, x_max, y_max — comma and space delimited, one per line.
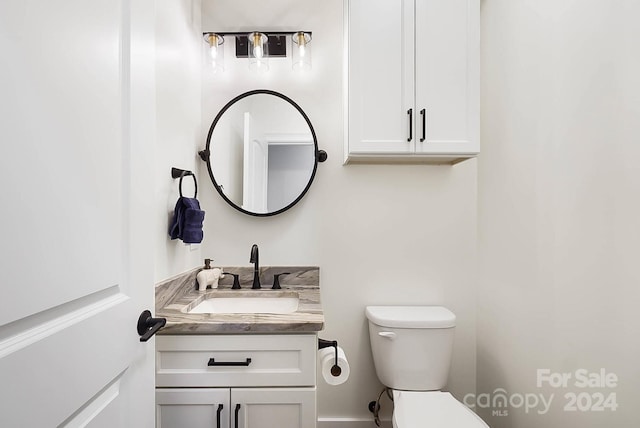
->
216, 404, 223, 428
234, 403, 241, 428
208, 357, 252, 367
420, 108, 426, 142
407, 108, 413, 142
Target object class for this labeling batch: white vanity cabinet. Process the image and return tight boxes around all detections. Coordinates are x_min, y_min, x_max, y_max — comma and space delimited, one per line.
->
344, 0, 479, 164
155, 334, 317, 428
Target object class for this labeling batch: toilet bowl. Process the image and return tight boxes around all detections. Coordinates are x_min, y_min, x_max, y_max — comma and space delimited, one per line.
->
392, 391, 488, 428
366, 306, 488, 428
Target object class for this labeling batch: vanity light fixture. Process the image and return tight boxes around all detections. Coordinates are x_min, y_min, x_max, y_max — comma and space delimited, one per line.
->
248, 32, 269, 72
292, 32, 312, 71
204, 33, 225, 73
202, 31, 312, 72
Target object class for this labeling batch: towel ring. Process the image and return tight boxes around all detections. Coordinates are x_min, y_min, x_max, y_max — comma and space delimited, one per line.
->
179, 172, 197, 198
171, 167, 198, 198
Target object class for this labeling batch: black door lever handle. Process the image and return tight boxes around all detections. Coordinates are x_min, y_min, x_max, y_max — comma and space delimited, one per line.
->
137, 310, 166, 342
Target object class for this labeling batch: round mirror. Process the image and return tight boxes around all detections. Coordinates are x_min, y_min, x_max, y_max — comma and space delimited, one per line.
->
201, 90, 325, 217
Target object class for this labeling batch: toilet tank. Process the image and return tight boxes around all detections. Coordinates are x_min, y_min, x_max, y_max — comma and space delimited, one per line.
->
366, 306, 456, 391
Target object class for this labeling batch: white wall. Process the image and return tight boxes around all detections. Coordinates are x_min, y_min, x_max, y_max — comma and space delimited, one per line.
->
478, 1, 640, 426
155, 0, 204, 282
201, 0, 477, 422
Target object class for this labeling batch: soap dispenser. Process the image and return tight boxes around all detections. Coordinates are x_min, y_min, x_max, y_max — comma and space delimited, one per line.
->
196, 258, 224, 291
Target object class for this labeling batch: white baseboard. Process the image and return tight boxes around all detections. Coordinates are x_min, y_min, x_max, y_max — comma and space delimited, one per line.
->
317, 417, 392, 428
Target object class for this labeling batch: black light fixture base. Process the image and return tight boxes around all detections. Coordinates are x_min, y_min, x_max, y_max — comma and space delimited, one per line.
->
235, 35, 287, 58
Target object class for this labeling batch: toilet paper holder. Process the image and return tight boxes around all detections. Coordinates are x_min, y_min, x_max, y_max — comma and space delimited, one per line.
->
318, 338, 342, 377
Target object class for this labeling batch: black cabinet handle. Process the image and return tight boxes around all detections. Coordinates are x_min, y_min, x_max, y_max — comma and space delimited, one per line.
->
407, 108, 413, 142
208, 357, 252, 367
216, 404, 223, 428
234, 403, 241, 428
136, 310, 166, 342
420, 109, 426, 142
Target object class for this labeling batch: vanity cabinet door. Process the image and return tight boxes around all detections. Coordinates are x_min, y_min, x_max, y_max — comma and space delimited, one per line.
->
414, 0, 479, 156
346, 0, 415, 155
232, 388, 316, 428
156, 388, 230, 428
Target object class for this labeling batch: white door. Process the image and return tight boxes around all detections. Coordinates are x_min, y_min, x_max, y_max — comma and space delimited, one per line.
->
347, 0, 415, 154
415, 0, 479, 154
0, 0, 156, 426
242, 112, 268, 212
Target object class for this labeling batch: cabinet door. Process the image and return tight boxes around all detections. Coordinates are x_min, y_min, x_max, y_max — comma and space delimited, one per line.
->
156, 388, 230, 428
232, 388, 316, 428
415, 0, 479, 155
347, 0, 415, 155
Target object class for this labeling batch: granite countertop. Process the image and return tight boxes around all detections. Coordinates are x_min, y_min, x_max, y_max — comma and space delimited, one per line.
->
155, 266, 324, 334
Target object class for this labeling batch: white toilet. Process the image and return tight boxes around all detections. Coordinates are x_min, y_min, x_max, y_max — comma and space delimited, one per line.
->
366, 306, 488, 428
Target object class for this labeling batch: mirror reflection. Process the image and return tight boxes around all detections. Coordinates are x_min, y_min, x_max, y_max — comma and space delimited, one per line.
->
205, 91, 318, 216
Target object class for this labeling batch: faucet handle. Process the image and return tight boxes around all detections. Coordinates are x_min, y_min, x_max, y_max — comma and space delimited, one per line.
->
223, 272, 241, 289
272, 272, 290, 290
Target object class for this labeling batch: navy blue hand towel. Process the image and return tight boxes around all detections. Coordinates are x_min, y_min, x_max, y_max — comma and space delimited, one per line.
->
169, 197, 205, 244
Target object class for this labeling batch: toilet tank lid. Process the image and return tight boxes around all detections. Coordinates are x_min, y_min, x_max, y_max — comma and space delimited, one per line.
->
365, 306, 456, 328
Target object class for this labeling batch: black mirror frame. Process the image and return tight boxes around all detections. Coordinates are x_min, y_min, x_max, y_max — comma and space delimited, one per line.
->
200, 89, 327, 217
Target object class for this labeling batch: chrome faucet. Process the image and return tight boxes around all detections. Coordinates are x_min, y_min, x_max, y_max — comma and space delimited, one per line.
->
250, 244, 260, 289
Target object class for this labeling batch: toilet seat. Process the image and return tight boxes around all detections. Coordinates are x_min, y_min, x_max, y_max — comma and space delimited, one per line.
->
392, 391, 488, 428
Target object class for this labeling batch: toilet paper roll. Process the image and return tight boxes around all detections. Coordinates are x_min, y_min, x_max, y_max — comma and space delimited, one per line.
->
319, 346, 350, 386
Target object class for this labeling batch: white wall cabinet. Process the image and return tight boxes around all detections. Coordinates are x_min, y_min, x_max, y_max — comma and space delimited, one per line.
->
156, 334, 317, 428
344, 0, 479, 164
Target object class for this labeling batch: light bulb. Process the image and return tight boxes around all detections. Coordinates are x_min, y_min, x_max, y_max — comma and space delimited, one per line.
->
208, 34, 221, 59
292, 32, 311, 71
252, 33, 264, 59
296, 33, 306, 57
205, 33, 224, 73
253, 44, 263, 59
247, 33, 269, 72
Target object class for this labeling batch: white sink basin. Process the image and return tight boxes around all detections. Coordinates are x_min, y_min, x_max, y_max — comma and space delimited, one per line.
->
189, 293, 299, 314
